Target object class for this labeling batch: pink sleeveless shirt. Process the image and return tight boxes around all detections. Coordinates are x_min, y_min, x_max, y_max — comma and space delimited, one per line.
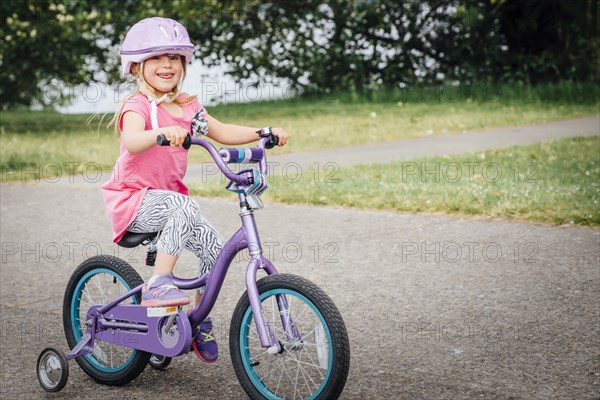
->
101, 92, 205, 242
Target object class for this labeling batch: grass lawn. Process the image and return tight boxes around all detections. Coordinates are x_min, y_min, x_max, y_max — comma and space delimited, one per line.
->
1, 84, 598, 225
1, 83, 598, 179
189, 136, 600, 226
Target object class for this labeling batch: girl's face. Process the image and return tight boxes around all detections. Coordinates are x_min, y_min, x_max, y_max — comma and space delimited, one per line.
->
142, 54, 183, 95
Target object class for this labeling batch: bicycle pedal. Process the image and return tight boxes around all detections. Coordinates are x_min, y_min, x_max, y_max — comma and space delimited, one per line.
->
146, 306, 179, 317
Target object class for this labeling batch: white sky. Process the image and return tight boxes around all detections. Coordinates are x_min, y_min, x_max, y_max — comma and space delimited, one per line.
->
57, 60, 291, 114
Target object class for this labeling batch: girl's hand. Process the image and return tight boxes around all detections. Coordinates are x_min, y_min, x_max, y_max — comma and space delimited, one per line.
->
272, 127, 289, 147
162, 126, 190, 147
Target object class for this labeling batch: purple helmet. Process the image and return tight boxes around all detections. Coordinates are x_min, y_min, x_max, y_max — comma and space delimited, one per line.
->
120, 17, 195, 77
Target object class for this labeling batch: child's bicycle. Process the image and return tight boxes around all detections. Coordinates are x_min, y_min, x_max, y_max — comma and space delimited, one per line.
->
37, 131, 350, 399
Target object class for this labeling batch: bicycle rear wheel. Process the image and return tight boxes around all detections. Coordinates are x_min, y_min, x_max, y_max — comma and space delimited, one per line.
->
230, 273, 350, 400
63, 255, 150, 385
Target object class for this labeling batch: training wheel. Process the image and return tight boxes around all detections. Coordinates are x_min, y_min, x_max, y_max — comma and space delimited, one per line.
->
37, 347, 69, 392
149, 354, 172, 370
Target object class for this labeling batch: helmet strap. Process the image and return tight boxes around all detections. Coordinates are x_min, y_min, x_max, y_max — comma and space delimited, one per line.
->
136, 60, 186, 129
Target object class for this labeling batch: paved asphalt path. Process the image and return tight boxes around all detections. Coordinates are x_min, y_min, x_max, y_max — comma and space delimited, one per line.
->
35, 115, 599, 189
188, 114, 600, 176
1, 116, 599, 399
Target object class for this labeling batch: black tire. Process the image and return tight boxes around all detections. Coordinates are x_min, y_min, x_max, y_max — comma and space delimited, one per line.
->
37, 347, 69, 392
149, 354, 172, 370
230, 273, 350, 400
63, 255, 151, 386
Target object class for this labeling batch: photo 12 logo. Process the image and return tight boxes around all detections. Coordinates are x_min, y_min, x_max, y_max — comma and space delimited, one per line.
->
399, 320, 541, 343
400, 241, 540, 264
193, 161, 341, 185
398, 83, 540, 104
399, 161, 538, 184
222, 240, 341, 265
1, 162, 104, 183
1, 241, 141, 265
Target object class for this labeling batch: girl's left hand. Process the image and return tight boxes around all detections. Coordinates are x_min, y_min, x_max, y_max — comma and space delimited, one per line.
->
272, 127, 289, 147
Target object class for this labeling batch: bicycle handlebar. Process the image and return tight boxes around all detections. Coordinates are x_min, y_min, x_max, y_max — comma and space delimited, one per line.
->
156, 133, 277, 184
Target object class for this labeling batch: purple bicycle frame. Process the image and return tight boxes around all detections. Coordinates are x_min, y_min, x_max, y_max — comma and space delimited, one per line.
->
67, 136, 290, 360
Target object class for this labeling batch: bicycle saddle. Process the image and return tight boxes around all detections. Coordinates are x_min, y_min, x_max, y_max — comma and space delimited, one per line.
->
116, 231, 158, 248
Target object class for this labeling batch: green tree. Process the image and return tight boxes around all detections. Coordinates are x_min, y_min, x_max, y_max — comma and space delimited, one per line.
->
438, 0, 599, 83
0, 0, 135, 109
181, 0, 459, 94
495, 0, 598, 83
1, 0, 597, 109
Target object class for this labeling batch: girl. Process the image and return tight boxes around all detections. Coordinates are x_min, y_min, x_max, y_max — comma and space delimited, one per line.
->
101, 17, 288, 363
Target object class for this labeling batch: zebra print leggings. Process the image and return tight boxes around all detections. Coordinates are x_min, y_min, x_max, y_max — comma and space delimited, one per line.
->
127, 189, 224, 285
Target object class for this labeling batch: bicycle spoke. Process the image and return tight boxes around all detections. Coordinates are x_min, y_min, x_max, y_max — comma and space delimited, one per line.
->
256, 355, 280, 381
298, 341, 327, 377
294, 353, 302, 398
274, 357, 285, 397
92, 275, 106, 303
298, 358, 320, 395
75, 272, 136, 368
80, 287, 95, 308
280, 357, 303, 399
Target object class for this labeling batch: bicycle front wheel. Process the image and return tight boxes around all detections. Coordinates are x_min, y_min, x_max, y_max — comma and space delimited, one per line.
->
63, 255, 151, 386
230, 273, 350, 400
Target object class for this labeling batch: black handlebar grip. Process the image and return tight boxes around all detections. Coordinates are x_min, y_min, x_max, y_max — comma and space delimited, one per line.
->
156, 134, 192, 150
265, 134, 279, 149
156, 134, 170, 146
182, 135, 192, 149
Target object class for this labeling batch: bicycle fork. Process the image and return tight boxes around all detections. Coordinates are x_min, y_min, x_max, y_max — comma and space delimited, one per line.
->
246, 256, 280, 354
241, 203, 301, 353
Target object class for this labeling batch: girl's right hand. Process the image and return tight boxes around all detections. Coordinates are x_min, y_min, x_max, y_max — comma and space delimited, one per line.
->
161, 126, 190, 147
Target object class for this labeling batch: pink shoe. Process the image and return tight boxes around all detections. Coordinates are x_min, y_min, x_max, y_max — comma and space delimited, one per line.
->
141, 275, 190, 307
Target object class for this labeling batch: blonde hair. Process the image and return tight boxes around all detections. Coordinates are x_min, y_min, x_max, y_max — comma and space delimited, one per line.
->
108, 57, 196, 138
